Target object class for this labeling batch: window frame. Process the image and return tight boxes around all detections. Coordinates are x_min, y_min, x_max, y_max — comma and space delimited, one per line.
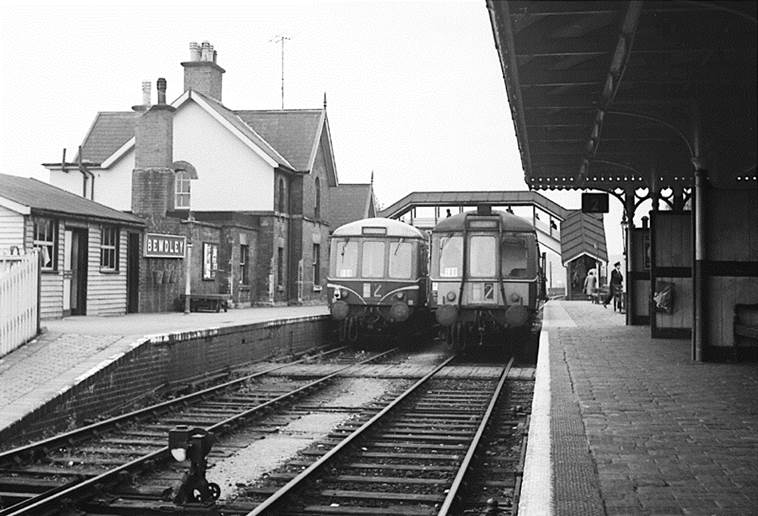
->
277, 247, 284, 289
312, 243, 321, 289
388, 241, 413, 279
240, 244, 249, 285
314, 177, 321, 219
100, 225, 119, 272
175, 171, 191, 210
361, 240, 386, 278
33, 217, 58, 271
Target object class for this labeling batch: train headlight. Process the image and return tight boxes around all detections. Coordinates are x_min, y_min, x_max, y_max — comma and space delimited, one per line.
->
331, 300, 349, 320
395, 292, 405, 300
446, 291, 456, 302
436, 304, 457, 326
510, 292, 522, 303
390, 302, 410, 322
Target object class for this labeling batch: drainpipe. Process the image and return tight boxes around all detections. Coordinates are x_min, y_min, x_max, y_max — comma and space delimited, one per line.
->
78, 146, 95, 199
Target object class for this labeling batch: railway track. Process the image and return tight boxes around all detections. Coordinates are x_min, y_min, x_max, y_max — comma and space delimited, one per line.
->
0, 347, 398, 516
232, 355, 517, 515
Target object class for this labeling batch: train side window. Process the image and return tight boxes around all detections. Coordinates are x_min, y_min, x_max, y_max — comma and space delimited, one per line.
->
469, 236, 496, 277
439, 236, 462, 277
332, 239, 358, 277
362, 241, 385, 278
389, 242, 412, 279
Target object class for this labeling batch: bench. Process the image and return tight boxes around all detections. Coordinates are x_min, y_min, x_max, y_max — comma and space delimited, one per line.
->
180, 293, 231, 313
734, 303, 758, 345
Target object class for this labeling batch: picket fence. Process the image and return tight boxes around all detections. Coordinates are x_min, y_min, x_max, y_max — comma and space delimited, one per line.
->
0, 250, 40, 356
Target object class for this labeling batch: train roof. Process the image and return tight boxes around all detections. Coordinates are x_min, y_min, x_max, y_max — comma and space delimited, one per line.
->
433, 209, 536, 233
331, 217, 426, 239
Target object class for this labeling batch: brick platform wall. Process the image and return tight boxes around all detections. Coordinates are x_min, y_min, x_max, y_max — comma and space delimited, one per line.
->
0, 315, 329, 444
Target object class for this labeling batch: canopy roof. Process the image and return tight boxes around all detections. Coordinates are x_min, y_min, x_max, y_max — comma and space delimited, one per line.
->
488, 1, 757, 192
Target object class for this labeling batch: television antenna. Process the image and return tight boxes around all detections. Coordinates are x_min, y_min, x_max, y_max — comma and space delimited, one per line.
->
270, 34, 291, 109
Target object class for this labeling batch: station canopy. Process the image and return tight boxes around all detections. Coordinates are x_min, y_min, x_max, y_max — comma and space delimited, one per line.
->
487, 1, 757, 192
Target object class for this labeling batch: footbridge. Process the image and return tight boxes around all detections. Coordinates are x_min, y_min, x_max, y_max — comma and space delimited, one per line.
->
379, 190, 569, 255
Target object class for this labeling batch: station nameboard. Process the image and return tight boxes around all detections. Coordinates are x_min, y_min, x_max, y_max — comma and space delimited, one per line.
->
144, 233, 186, 258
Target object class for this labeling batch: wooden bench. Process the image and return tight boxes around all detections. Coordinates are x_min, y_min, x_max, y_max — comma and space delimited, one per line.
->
734, 303, 758, 344
180, 293, 231, 313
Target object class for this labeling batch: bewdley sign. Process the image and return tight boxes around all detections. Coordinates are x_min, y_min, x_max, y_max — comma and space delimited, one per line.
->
144, 233, 186, 258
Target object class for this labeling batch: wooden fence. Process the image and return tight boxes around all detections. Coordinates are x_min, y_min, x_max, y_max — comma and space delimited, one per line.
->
0, 250, 40, 356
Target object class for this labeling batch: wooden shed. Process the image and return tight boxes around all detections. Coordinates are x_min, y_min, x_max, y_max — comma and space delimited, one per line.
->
0, 174, 144, 319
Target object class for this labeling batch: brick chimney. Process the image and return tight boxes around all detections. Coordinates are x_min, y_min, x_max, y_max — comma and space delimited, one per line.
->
132, 78, 176, 217
181, 40, 225, 101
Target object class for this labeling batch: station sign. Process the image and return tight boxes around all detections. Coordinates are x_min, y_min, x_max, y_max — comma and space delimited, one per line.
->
144, 233, 186, 258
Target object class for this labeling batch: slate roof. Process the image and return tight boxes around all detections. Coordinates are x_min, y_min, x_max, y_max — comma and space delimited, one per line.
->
196, 93, 293, 168
328, 184, 376, 230
76, 112, 138, 163
236, 109, 324, 171
73, 101, 325, 174
0, 174, 144, 226
560, 210, 608, 265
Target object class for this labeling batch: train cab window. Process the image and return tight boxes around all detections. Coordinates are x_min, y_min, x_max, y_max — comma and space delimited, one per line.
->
502, 235, 530, 278
468, 236, 496, 277
361, 241, 385, 278
332, 239, 358, 277
389, 242, 412, 279
438, 235, 462, 277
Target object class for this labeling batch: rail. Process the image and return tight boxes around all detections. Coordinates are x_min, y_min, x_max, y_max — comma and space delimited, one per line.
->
0, 347, 397, 516
248, 355, 515, 515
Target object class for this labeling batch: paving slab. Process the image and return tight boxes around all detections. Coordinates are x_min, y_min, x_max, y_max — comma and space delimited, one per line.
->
523, 300, 758, 516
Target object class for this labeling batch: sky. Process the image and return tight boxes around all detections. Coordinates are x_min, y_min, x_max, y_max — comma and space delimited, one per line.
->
0, 0, 624, 256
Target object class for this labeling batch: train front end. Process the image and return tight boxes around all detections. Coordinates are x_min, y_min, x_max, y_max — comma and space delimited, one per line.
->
327, 218, 429, 346
430, 206, 542, 352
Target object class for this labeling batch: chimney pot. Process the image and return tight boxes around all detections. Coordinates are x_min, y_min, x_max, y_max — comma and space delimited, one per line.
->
157, 78, 167, 104
201, 41, 212, 61
189, 41, 201, 61
142, 81, 151, 106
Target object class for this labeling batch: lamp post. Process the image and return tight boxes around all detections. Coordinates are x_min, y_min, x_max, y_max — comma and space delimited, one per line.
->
184, 211, 194, 315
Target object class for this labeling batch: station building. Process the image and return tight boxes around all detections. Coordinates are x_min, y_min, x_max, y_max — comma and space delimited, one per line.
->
0, 174, 144, 318
43, 41, 368, 313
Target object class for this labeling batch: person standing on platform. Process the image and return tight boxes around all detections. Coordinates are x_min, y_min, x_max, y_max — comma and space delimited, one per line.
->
604, 262, 624, 308
583, 270, 597, 300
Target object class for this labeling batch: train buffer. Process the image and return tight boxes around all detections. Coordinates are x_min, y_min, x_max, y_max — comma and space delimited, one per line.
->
180, 293, 231, 313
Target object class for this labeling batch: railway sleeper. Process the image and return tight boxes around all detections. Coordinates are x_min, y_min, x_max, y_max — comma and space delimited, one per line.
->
331, 474, 448, 485
299, 505, 433, 515
319, 488, 443, 503
374, 433, 471, 442
365, 441, 467, 451
341, 462, 458, 472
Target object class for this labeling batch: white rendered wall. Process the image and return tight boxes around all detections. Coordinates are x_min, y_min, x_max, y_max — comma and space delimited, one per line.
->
173, 101, 274, 211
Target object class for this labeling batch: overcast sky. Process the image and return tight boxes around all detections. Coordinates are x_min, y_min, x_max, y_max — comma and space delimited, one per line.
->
0, 0, 624, 256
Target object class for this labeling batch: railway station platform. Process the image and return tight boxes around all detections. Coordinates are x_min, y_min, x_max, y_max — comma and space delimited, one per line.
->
522, 300, 758, 515
0, 305, 328, 436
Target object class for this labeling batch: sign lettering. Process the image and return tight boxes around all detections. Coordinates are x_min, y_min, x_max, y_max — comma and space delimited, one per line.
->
143, 233, 186, 258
